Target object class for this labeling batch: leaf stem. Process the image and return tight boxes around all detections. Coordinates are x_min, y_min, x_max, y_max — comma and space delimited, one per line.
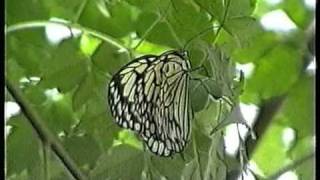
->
73, 0, 89, 23
212, 0, 231, 44
5, 77, 87, 180
192, 133, 203, 180
42, 141, 50, 180
5, 20, 129, 54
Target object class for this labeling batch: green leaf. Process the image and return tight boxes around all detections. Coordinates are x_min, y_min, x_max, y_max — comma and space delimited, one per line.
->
80, 34, 102, 57
150, 155, 186, 179
76, 90, 119, 151
282, 0, 314, 29
6, 115, 41, 176
42, 0, 84, 20
294, 154, 315, 180
38, 94, 77, 134
5, 57, 26, 83
195, 103, 220, 135
63, 135, 102, 170
227, 0, 256, 18
89, 145, 144, 180
193, 0, 224, 21
190, 80, 209, 112
7, 31, 52, 77
289, 136, 314, 160
39, 39, 88, 93
278, 75, 314, 138
7, 169, 29, 180
23, 85, 47, 105
203, 135, 226, 180
6, 0, 49, 25
232, 31, 278, 64
79, 0, 138, 38
242, 44, 302, 102
222, 16, 260, 49
72, 72, 95, 111
182, 159, 201, 180
92, 41, 129, 74
118, 130, 143, 150
135, 12, 179, 48
166, 0, 214, 45
125, 0, 170, 12
252, 123, 290, 175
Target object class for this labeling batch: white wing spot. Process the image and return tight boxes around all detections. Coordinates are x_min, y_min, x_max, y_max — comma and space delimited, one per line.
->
120, 67, 134, 75
135, 123, 141, 131
158, 142, 164, 155
152, 141, 159, 152
148, 137, 154, 147
122, 121, 128, 128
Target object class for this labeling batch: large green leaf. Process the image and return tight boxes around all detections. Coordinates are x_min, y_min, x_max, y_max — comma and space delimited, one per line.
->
278, 75, 314, 138
241, 44, 302, 103
6, 0, 49, 25
92, 41, 130, 74
6, 115, 41, 176
89, 145, 144, 180
78, 0, 138, 38
252, 123, 291, 175
63, 134, 101, 171
39, 39, 88, 93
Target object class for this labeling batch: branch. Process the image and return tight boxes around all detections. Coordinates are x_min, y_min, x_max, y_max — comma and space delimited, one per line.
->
246, 95, 286, 159
5, 77, 87, 180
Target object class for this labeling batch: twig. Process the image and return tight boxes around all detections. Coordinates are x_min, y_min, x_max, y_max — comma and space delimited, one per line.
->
5, 77, 87, 180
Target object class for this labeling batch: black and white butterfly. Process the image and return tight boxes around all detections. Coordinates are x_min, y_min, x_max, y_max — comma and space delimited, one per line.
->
108, 50, 193, 156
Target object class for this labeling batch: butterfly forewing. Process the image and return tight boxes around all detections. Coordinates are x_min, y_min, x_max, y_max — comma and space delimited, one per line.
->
108, 50, 192, 156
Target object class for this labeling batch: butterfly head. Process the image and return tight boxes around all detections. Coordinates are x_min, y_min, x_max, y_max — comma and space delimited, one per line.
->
176, 49, 189, 60
176, 49, 192, 70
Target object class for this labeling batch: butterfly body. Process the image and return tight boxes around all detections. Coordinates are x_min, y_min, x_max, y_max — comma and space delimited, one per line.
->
108, 50, 193, 156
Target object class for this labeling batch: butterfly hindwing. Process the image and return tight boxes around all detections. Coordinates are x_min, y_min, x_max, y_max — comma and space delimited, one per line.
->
108, 50, 192, 156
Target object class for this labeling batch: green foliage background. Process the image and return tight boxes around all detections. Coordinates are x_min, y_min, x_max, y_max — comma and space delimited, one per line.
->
5, 0, 314, 179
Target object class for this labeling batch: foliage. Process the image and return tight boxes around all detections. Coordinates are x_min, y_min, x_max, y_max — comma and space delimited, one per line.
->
5, 0, 314, 179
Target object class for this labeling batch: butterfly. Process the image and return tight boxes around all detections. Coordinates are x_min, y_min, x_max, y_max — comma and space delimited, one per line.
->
108, 50, 193, 156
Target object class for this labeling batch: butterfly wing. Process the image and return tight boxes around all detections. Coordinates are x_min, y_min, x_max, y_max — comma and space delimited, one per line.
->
108, 51, 192, 156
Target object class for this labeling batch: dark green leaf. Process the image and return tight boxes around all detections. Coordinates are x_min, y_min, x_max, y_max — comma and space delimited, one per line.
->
39, 39, 88, 92
6, 115, 41, 176
63, 135, 102, 170
89, 145, 144, 180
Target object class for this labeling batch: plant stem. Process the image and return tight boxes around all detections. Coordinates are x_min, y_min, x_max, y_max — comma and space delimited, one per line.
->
42, 141, 50, 180
73, 0, 88, 23
5, 20, 129, 54
5, 77, 87, 180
